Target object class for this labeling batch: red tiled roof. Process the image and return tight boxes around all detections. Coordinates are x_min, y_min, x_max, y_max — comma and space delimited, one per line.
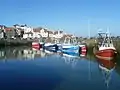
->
5, 27, 14, 31
5, 28, 11, 31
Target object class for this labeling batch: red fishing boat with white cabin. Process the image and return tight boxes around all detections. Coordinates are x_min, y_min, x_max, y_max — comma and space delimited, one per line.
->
95, 31, 117, 60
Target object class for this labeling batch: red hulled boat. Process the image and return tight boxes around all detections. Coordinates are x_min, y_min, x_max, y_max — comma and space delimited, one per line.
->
95, 31, 117, 60
32, 42, 40, 48
79, 45, 87, 57
96, 47, 116, 60
32, 38, 44, 50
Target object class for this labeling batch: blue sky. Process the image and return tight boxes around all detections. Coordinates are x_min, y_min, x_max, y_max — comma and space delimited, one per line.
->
0, 0, 120, 37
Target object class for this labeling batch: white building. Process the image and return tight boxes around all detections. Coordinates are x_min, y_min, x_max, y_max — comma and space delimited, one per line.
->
31, 28, 49, 39
14, 24, 34, 39
23, 32, 33, 39
0, 32, 4, 39
53, 31, 64, 39
13, 25, 65, 39
32, 29, 42, 39
48, 30, 54, 38
39, 28, 48, 38
14, 24, 33, 33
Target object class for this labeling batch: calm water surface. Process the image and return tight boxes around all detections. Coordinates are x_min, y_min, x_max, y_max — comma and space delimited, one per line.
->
0, 47, 120, 90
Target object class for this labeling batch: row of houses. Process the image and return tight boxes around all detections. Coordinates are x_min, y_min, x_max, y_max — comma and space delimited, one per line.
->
0, 24, 74, 39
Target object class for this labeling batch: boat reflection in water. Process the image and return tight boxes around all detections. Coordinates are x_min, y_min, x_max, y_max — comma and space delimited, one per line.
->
61, 51, 87, 68
43, 48, 57, 54
32, 47, 47, 58
0, 47, 47, 61
96, 56, 116, 88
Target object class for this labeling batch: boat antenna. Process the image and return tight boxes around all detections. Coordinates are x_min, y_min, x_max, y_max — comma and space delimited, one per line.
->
88, 19, 90, 39
106, 27, 113, 44
106, 27, 110, 37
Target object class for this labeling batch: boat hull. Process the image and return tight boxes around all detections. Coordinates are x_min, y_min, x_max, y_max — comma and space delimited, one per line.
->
62, 50, 80, 57
62, 45, 80, 54
32, 42, 44, 49
43, 43, 59, 51
79, 45, 87, 56
32, 42, 40, 48
95, 49, 116, 60
79, 45, 87, 52
80, 51, 87, 57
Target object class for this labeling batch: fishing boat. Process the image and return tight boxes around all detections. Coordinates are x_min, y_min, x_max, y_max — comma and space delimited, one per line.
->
43, 44, 58, 53
95, 30, 117, 60
32, 40, 40, 49
32, 42, 44, 50
79, 44, 87, 52
43, 37, 61, 51
61, 36, 80, 54
32, 37, 44, 50
97, 57, 116, 88
54, 38, 62, 51
43, 43, 59, 51
79, 44, 87, 57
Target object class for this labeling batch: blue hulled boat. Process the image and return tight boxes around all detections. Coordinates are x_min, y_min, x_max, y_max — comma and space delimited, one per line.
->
61, 36, 80, 54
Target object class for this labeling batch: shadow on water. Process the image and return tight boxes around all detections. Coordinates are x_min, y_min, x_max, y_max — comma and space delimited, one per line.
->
0, 46, 120, 90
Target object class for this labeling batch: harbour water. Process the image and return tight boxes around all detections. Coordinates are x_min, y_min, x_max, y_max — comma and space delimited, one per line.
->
0, 46, 120, 90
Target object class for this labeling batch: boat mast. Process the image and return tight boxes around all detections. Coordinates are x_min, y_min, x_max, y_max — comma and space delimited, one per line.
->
88, 19, 90, 39
88, 19, 91, 80
107, 27, 113, 44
